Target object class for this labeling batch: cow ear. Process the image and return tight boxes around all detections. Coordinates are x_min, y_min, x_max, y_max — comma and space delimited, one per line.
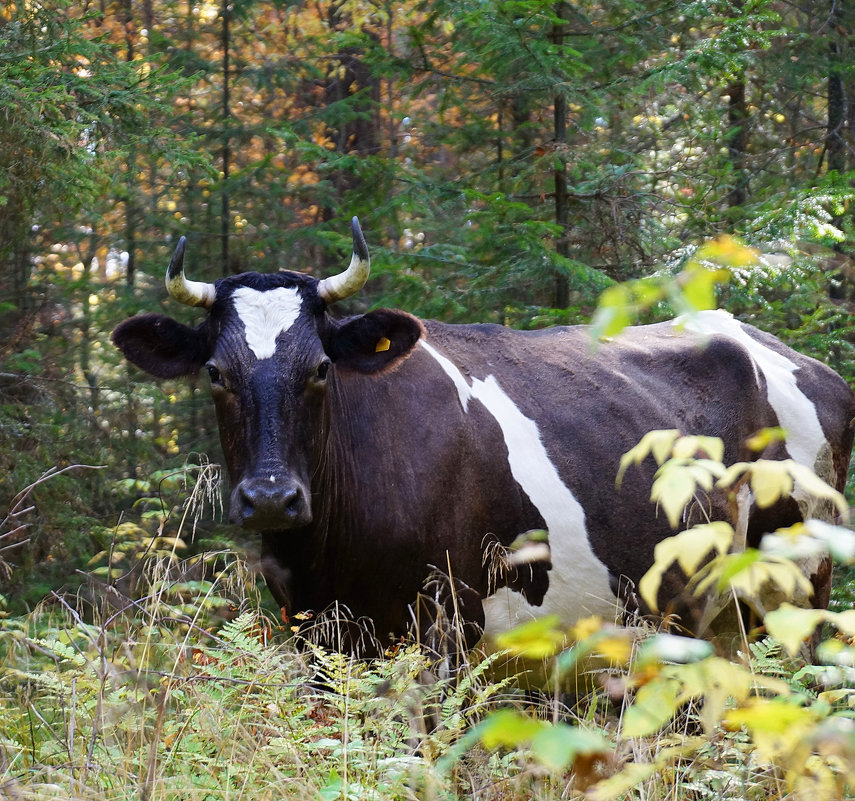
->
329, 309, 423, 373
111, 313, 210, 379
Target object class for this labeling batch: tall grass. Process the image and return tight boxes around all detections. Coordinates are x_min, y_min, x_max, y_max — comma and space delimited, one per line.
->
4, 553, 855, 801
0, 554, 521, 801
3, 443, 855, 801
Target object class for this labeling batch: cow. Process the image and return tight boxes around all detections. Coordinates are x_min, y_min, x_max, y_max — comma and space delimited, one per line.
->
112, 218, 855, 660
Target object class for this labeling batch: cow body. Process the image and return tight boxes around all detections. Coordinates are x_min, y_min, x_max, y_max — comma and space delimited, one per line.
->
113, 223, 855, 657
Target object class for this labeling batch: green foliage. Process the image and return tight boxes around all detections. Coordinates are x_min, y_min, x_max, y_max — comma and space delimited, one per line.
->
3, 432, 855, 800
591, 235, 759, 338
1, 0, 855, 794
0, 566, 513, 801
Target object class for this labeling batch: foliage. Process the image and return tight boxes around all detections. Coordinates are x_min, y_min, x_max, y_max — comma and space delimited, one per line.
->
4, 425, 855, 799
2, 0, 853, 600
0, 564, 512, 801
436, 430, 855, 800
1, 0, 854, 795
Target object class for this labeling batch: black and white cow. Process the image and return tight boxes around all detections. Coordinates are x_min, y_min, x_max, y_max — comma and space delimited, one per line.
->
113, 219, 855, 655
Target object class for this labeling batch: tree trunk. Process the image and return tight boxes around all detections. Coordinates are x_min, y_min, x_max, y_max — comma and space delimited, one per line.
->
827, 0, 845, 175
321, 1, 381, 238
220, 0, 231, 277
124, 0, 137, 286
552, 1, 570, 309
726, 78, 748, 209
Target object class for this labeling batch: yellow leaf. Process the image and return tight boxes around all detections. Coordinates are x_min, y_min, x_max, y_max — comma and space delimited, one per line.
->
594, 633, 633, 664
765, 603, 828, 655
638, 523, 733, 612
494, 615, 565, 658
725, 698, 815, 741
727, 555, 812, 603
651, 461, 699, 528
639, 562, 667, 613
745, 427, 787, 452
786, 461, 849, 521
831, 608, 855, 637
717, 461, 750, 488
616, 429, 680, 486
571, 615, 603, 641
672, 435, 724, 462
677, 522, 734, 574
686, 461, 725, 491
749, 460, 793, 507
693, 234, 759, 268
622, 678, 682, 736
587, 763, 658, 801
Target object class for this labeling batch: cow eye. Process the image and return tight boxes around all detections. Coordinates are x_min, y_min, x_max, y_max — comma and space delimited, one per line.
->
206, 364, 224, 386
315, 359, 331, 382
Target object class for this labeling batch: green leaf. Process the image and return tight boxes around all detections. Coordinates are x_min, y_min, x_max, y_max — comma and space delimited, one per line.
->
676, 264, 730, 310
622, 677, 682, 737
530, 723, 610, 772
477, 709, 545, 750
590, 284, 635, 340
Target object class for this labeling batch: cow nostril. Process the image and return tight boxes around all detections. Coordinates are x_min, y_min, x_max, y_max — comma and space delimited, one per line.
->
235, 477, 309, 528
283, 487, 301, 513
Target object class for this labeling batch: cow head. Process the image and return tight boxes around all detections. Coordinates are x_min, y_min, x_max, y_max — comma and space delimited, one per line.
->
112, 218, 422, 531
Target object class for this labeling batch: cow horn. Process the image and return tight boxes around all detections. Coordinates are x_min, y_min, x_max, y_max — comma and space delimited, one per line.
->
164, 236, 216, 308
317, 217, 371, 303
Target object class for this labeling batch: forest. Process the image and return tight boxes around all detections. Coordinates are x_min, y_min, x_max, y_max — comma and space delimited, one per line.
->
2, 0, 855, 798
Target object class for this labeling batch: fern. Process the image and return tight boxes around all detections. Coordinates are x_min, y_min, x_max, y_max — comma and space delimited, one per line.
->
218, 610, 267, 658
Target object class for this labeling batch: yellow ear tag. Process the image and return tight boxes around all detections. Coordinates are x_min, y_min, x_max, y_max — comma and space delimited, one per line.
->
375, 337, 391, 353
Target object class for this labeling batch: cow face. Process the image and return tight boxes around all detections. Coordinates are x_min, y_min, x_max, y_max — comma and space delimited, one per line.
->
112, 219, 422, 532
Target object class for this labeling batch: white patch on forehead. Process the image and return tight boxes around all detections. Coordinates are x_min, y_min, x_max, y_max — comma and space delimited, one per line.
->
681, 310, 826, 468
232, 286, 303, 360
419, 340, 617, 636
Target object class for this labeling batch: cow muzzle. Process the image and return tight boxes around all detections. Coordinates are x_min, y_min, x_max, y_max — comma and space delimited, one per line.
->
230, 475, 312, 530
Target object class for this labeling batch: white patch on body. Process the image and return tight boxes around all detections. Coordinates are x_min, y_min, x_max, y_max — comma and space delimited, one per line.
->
420, 340, 471, 412
232, 286, 302, 360
418, 340, 617, 637
681, 310, 826, 469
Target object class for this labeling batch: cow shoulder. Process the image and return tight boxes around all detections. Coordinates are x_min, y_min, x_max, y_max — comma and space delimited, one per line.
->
111, 313, 211, 379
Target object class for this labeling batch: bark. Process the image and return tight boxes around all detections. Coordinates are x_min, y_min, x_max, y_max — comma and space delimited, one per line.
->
552, 1, 570, 309
726, 78, 748, 208
221, 0, 231, 277
124, 0, 137, 286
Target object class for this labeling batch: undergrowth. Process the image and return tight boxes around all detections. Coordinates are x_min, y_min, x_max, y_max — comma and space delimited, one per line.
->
3, 555, 855, 801
4, 426, 855, 799
0, 557, 518, 801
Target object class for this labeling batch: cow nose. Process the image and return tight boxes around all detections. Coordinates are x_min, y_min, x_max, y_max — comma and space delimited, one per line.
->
232, 475, 311, 530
